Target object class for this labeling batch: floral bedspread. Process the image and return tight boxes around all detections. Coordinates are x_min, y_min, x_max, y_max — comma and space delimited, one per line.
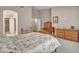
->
0, 32, 61, 53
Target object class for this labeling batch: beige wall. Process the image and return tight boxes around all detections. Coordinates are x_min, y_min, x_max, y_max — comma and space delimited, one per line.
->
32, 9, 51, 28
0, 6, 32, 34
51, 6, 79, 29
39, 9, 51, 27
32, 9, 40, 19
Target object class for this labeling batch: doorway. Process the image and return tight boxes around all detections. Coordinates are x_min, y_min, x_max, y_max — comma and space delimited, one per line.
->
3, 10, 18, 36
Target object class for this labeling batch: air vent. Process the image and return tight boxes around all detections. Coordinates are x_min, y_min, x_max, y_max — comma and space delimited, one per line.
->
20, 6, 24, 8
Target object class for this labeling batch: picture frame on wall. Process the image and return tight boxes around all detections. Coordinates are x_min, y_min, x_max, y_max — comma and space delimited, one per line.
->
53, 16, 58, 23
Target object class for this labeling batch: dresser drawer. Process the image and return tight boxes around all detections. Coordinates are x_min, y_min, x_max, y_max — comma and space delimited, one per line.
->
56, 30, 64, 33
57, 33, 65, 39
65, 30, 78, 41
57, 35, 64, 39
65, 30, 78, 35
65, 35, 78, 41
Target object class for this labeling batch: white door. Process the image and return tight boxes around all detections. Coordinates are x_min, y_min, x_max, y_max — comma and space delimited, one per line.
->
9, 17, 15, 33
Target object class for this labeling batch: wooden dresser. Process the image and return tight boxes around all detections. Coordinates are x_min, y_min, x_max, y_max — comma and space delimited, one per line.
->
56, 29, 79, 42
43, 21, 52, 34
56, 29, 65, 39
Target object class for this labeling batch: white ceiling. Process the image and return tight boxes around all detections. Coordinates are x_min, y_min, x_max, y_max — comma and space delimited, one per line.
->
32, 6, 53, 10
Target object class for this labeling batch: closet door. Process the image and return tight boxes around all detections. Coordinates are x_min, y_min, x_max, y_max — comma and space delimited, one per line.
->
5, 18, 9, 33
5, 18, 16, 33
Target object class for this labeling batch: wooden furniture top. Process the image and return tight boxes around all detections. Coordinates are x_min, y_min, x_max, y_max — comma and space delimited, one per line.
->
56, 29, 79, 31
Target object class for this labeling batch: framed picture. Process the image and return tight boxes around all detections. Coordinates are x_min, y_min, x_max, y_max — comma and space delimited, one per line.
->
53, 16, 58, 23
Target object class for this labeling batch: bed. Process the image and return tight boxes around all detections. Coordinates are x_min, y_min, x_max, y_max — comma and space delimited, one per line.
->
0, 32, 61, 53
